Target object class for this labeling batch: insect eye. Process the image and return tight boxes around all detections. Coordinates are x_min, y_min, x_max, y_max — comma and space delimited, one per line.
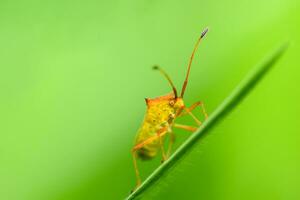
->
169, 100, 175, 106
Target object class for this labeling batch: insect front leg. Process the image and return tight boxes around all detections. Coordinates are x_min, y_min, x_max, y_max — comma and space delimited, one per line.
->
179, 101, 208, 126
184, 107, 202, 126
159, 136, 167, 163
185, 101, 208, 119
131, 151, 141, 191
165, 124, 198, 158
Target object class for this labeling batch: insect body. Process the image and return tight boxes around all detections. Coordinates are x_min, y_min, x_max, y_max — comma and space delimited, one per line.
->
132, 28, 209, 189
134, 93, 184, 160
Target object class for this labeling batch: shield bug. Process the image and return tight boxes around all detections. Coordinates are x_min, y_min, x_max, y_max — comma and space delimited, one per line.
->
131, 28, 209, 190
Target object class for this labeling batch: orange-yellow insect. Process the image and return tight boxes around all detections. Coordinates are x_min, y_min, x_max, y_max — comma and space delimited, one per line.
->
132, 28, 209, 189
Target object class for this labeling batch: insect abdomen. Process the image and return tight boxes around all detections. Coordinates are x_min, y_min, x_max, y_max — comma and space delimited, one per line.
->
135, 123, 167, 160
134, 100, 173, 160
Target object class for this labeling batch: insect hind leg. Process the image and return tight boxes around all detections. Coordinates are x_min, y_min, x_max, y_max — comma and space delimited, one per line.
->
131, 151, 141, 192
131, 127, 168, 192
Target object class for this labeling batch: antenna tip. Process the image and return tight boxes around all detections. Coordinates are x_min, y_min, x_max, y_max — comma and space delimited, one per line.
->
201, 27, 209, 38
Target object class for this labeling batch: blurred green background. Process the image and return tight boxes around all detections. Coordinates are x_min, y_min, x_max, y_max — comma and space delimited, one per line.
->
0, 0, 299, 199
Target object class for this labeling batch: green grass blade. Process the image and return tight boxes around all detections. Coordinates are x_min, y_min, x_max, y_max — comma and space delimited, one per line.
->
125, 43, 288, 200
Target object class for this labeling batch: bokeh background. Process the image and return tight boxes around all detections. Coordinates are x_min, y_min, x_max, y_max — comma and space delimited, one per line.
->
1, 0, 300, 199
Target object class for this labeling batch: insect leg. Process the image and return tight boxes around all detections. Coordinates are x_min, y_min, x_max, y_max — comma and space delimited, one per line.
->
179, 101, 208, 119
131, 151, 141, 189
131, 127, 168, 190
178, 101, 208, 126
184, 107, 202, 126
159, 136, 167, 162
165, 124, 198, 158
195, 101, 208, 119
166, 130, 175, 158
132, 127, 168, 151
173, 123, 197, 132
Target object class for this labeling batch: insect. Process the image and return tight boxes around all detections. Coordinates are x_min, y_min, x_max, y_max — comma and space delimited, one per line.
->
131, 28, 209, 190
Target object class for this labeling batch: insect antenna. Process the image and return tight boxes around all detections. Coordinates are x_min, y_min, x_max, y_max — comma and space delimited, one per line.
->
153, 65, 178, 98
180, 27, 208, 98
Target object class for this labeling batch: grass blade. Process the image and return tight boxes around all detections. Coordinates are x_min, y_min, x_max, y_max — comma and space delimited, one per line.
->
125, 43, 288, 200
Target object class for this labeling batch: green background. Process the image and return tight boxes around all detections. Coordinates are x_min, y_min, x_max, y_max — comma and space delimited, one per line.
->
0, 0, 299, 199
